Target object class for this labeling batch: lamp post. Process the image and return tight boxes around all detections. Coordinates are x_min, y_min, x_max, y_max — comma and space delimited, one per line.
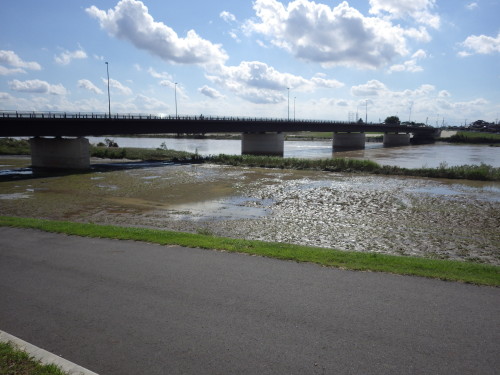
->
105, 62, 111, 118
287, 88, 290, 121
365, 100, 368, 124
294, 96, 296, 121
174, 82, 178, 118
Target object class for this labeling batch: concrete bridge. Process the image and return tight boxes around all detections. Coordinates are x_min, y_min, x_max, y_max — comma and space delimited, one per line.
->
0, 111, 438, 169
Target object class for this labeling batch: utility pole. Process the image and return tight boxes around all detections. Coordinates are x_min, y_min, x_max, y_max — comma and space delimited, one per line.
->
294, 96, 296, 121
408, 101, 413, 122
105, 62, 111, 118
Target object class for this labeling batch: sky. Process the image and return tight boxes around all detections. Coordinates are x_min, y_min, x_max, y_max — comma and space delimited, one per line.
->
0, 0, 499, 126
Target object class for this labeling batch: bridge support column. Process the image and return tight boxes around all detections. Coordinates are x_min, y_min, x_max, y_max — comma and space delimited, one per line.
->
241, 132, 284, 156
30, 137, 90, 169
383, 133, 410, 147
333, 132, 365, 149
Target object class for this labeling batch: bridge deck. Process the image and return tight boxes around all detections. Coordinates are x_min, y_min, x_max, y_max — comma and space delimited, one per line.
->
0, 112, 435, 137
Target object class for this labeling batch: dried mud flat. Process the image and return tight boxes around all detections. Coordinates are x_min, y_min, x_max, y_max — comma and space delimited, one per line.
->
1, 160, 499, 265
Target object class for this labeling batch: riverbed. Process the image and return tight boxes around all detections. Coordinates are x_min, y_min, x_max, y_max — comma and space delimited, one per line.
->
1, 157, 499, 265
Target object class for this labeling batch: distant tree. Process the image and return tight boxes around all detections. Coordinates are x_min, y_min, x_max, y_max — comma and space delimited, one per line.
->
384, 116, 400, 125
357, 118, 364, 123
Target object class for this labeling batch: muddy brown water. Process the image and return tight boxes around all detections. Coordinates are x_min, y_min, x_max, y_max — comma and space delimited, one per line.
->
1, 156, 499, 265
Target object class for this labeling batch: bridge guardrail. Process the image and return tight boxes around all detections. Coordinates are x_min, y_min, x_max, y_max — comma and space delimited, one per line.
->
0, 110, 401, 126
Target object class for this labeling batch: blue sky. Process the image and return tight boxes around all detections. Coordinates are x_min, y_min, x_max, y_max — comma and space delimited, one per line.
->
1, 0, 499, 125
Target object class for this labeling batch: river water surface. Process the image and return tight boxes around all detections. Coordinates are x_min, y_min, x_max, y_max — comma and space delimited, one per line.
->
87, 136, 500, 168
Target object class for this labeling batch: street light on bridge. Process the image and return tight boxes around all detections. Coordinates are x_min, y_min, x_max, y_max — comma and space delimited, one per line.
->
287, 87, 290, 121
174, 82, 178, 118
105, 62, 111, 118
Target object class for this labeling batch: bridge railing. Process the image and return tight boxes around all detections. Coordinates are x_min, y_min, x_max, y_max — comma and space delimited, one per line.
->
1, 110, 367, 124
0, 111, 434, 131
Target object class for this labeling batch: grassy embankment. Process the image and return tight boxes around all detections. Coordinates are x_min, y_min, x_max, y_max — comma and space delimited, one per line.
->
0, 216, 499, 286
0, 341, 67, 375
442, 131, 500, 145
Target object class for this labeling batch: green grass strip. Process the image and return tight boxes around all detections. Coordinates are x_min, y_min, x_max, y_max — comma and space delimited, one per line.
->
0, 341, 67, 375
1, 216, 498, 286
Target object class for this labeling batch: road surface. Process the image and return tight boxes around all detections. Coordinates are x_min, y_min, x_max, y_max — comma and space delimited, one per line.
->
0, 227, 498, 374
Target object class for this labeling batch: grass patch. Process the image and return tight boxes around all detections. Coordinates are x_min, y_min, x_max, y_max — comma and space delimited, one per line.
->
1, 216, 498, 286
207, 154, 500, 181
0, 341, 67, 375
0, 138, 30, 155
444, 131, 500, 144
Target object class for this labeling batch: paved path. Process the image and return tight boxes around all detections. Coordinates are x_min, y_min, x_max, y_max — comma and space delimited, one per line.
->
0, 227, 498, 375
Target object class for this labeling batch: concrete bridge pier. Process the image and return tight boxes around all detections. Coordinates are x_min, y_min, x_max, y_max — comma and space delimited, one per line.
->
333, 132, 366, 149
241, 132, 284, 156
30, 137, 90, 169
383, 133, 411, 147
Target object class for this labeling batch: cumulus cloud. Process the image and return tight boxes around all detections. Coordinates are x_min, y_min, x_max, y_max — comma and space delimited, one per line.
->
369, 0, 440, 29
459, 32, 500, 56
9, 79, 67, 95
206, 60, 343, 104
0, 50, 41, 73
54, 48, 87, 65
244, 0, 413, 69
389, 49, 427, 72
351, 80, 388, 96
466, 2, 478, 10
101, 78, 132, 95
148, 67, 172, 80
0, 66, 26, 75
220, 11, 236, 23
199, 85, 224, 99
86, 0, 228, 65
78, 79, 103, 94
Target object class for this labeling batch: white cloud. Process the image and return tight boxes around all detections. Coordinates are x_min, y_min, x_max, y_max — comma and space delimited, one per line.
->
438, 90, 451, 97
0, 50, 41, 71
389, 49, 427, 72
311, 76, 344, 89
206, 60, 343, 104
199, 85, 224, 99
86, 0, 228, 66
466, 2, 478, 10
0, 66, 26, 75
78, 79, 103, 94
459, 32, 500, 56
244, 0, 412, 69
9, 79, 67, 95
148, 67, 172, 80
351, 80, 388, 96
101, 77, 132, 95
369, 0, 440, 29
220, 11, 236, 23
54, 48, 87, 65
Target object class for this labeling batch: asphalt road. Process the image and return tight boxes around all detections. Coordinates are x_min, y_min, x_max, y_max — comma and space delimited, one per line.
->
0, 227, 498, 375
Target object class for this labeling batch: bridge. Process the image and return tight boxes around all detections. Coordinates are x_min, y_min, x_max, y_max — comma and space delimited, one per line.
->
1, 111, 438, 169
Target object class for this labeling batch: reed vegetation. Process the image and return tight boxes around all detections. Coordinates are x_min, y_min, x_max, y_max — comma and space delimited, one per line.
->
207, 154, 500, 181
90, 146, 199, 162
445, 131, 500, 144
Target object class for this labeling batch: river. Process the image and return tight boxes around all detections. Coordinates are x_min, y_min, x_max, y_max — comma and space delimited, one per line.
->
87, 136, 500, 168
